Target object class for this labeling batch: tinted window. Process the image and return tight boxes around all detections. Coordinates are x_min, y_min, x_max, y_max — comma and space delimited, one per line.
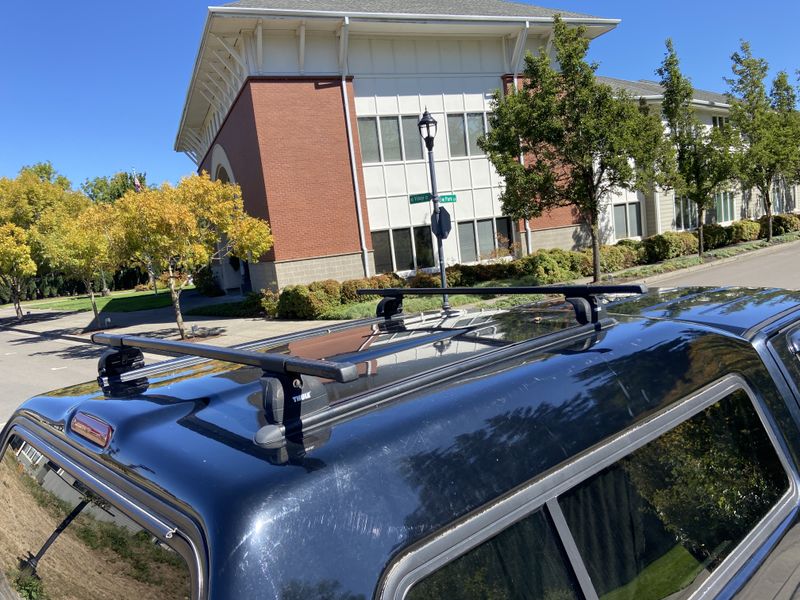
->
407, 508, 582, 600
447, 115, 467, 157
466, 113, 485, 156
358, 117, 380, 163
559, 390, 788, 600
372, 230, 393, 273
627, 203, 641, 237
613, 204, 628, 239
496, 217, 513, 251
413, 226, 434, 269
458, 222, 477, 263
402, 116, 423, 160
380, 117, 402, 162
0, 435, 193, 600
477, 219, 494, 259
393, 228, 414, 271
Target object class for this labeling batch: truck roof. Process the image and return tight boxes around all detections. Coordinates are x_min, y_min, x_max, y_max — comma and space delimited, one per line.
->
14, 286, 800, 597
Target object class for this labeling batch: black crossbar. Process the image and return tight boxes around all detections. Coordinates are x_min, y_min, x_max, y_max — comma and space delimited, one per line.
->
357, 284, 647, 298
91, 334, 359, 383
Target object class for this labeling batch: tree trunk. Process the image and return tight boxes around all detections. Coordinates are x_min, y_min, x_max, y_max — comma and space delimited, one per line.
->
147, 258, 158, 295
11, 279, 23, 320
85, 280, 99, 330
590, 216, 601, 283
764, 189, 773, 242
167, 265, 186, 340
100, 269, 110, 297
697, 207, 705, 258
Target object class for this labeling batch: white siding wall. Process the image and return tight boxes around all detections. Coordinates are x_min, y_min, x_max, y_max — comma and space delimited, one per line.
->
351, 36, 516, 268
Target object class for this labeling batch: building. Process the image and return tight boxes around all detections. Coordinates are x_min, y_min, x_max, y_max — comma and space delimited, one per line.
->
174, 0, 619, 291
597, 76, 799, 245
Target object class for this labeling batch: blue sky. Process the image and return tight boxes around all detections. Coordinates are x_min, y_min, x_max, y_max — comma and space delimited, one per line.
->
1, 1, 798, 189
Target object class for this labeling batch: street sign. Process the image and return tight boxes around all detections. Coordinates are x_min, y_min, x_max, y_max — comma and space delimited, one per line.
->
409, 193, 432, 204
431, 207, 452, 239
439, 194, 456, 203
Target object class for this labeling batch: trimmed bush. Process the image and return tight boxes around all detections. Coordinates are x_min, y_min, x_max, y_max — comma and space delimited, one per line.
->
308, 279, 342, 302
193, 268, 224, 297
408, 272, 440, 288
518, 249, 583, 284
729, 220, 761, 243
643, 231, 697, 262
260, 289, 280, 317
277, 285, 339, 319
700, 223, 730, 250
582, 245, 642, 274
759, 213, 800, 237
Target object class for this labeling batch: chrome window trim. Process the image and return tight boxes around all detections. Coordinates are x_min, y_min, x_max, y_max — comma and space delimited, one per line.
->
0, 422, 205, 600
379, 374, 800, 600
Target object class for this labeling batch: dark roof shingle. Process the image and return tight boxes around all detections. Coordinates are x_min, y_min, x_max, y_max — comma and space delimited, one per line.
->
597, 76, 728, 105
220, 0, 603, 20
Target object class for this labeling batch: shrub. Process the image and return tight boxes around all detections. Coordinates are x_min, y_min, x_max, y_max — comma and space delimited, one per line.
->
445, 265, 463, 287
700, 223, 730, 250
193, 268, 224, 297
643, 231, 694, 263
759, 213, 800, 237
276, 285, 338, 320
676, 231, 699, 255
308, 279, 342, 302
583, 245, 642, 274
408, 272, 440, 288
340, 278, 371, 303
729, 220, 761, 243
518, 249, 583, 284
259, 289, 280, 317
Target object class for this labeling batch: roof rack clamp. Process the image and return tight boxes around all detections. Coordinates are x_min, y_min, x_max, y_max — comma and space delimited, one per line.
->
261, 371, 330, 430
376, 295, 404, 319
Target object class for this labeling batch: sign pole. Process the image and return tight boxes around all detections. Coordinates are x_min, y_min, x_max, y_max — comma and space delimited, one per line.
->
427, 145, 450, 311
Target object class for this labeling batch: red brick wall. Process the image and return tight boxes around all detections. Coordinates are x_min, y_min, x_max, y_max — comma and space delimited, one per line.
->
200, 77, 371, 264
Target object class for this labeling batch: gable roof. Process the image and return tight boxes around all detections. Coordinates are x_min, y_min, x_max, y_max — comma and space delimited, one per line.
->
597, 75, 729, 107
222, 0, 601, 20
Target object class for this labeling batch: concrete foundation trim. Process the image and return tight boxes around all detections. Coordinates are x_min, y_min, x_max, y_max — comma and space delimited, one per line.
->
248, 252, 375, 291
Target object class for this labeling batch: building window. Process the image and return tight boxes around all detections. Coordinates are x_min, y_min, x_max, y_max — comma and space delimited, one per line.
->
458, 222, 477, 263
674, 196, 697, 231
447, 114, 468, 157
495, 217, 513, 253
447, 113, 488, 158
613, 202, 642, 239
372, 231, 393, 274
712, 116, 730, 129
402, 116, 424, 161
413, 226, 435, 269
477, 219, 495, 259
357, 117, 381, 163
393, 228, 414, 271
715, 191, 734, 223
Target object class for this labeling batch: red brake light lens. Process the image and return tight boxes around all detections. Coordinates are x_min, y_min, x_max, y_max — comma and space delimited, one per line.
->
70, 412, 113, 448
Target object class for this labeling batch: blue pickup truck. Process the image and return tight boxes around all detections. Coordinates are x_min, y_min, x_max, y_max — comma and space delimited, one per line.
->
2, 284, 800, 600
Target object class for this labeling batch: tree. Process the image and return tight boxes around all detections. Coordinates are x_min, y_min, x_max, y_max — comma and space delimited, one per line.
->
727, 41, 800, 241
657, 39, 735, 256
41, 201, 122, 326
481, 15, 664, 282
115, 173, 274, 339
81, 172, 146, 204
0, 224, 37, 319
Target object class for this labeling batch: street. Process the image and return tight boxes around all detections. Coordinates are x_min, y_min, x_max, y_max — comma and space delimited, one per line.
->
645, 241, 800, 289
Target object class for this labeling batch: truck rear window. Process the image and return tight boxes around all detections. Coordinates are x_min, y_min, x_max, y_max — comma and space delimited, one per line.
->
0, 434, 192, 600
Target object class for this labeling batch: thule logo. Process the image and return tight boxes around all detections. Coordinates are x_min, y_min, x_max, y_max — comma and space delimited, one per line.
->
292, 391, 311, 403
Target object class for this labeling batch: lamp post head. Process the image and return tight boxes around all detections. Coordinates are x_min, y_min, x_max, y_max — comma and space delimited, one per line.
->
418, 110, 437, 152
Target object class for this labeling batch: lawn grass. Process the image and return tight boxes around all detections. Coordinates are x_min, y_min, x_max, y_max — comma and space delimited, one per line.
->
601, 544, 704, 600
20, 288, 179, 313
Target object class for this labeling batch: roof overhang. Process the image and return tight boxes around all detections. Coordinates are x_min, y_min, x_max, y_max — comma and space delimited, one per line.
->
175, 6, 620, 161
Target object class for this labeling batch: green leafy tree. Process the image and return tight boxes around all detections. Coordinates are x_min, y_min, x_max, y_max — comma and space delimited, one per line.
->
0, 224, 37, 319
481, 15, 665, 282
657, 39, 735, 256
81, 171, 147, 204
727, 41, 800, 241
115, 173, 274, 339
41, 201, 123, 326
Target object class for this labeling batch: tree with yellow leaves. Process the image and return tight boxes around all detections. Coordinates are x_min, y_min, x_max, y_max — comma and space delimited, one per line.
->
0, 224, 37, 319
116, 173, 273, 339
40, 200, 123, 326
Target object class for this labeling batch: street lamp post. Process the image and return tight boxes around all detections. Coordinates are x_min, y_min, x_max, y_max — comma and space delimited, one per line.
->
418, 110, 450, 311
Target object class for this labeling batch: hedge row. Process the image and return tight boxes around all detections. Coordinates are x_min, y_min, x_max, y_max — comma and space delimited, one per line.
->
251, 214, 800, 320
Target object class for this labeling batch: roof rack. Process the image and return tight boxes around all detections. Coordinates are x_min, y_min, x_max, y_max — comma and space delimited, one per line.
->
358, 284, 648, 324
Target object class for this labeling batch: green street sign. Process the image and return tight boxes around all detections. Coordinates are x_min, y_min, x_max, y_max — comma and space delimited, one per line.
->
409, 193, 432, 204
439, 194, 456, 203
